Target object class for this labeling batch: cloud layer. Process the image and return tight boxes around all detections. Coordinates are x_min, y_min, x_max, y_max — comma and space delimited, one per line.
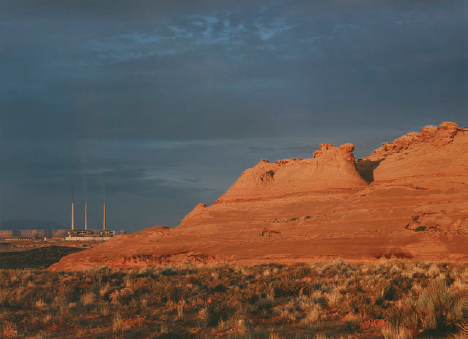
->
0, 0, 466, 231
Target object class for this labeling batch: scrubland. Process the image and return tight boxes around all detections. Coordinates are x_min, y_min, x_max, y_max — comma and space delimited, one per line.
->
0, 260, 465, 338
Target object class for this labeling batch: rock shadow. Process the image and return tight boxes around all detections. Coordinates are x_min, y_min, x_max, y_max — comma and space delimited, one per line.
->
356, 159, 383, 183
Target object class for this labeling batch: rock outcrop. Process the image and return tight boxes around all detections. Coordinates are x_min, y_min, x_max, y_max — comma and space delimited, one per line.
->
50, 122, 468, 271
217, 143, 366, 202
364, 122, 467, 183
366, 122, 460, 160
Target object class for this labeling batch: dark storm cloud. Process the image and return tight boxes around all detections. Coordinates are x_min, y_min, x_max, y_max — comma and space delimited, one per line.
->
0, 0, 465, 230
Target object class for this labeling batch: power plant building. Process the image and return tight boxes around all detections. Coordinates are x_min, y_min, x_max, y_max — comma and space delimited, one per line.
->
66, 202, 115, 241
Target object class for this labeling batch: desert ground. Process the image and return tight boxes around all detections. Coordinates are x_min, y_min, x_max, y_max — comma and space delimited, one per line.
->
0, 261, 466, 338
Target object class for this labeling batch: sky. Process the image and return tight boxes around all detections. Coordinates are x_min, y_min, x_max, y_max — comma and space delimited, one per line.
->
0, 0, 466, 233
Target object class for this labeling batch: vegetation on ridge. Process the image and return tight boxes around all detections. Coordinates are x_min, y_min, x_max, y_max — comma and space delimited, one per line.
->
0, 260, 465, 338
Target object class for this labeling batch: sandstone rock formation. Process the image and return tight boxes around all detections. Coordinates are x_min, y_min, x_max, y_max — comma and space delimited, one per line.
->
364, 122, 467, 184
217, 143, 366, 202
50, 122, 468, 271
366, 121, 460, 160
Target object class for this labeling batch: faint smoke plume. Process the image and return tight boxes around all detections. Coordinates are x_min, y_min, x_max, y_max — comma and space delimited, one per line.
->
69, 171, 75, 203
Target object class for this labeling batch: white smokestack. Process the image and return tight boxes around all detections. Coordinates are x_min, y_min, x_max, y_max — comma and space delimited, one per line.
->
103, 203, 106, 231
85, 201, 88, 230
71, 202, 75, 230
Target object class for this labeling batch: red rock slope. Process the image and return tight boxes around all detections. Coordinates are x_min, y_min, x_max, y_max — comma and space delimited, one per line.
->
216, 143, 366, 202
50, 122, 468, 271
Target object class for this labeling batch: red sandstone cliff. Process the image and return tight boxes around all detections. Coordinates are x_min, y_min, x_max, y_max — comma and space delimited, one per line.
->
50, 122, 468, 271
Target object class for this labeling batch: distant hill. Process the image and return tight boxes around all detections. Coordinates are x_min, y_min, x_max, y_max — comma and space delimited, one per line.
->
0, 219, 64, 230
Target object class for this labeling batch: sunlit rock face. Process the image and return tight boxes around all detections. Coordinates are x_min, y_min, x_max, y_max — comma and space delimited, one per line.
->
366, 122, 460, 161
50, 122, 468, 271
365, 122, 467, 182
216, 142, 366, 202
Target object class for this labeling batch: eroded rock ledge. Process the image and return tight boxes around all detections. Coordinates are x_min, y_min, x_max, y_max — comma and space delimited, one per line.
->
217, 142, 366, 202
365, 122, 460, 161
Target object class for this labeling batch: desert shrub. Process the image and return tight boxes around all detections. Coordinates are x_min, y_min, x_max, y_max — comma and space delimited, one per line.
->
383, 277, 412, 301
280, 299, 301, 322
365, 277, 388, 299
1, 321, 18, 338
411, 271, 427, 280
212, 283, 228, 293
288, 263, 311, 279
112, 313, 124, 335
64, 282, 89, 303
163, 284, 185, 303
348, 293, 371, 316
381, 324, 410, 339
254, 298, 274, 316
118, 298, 144, 318
248, 294, 260, 304
384, 300, 417, 331
161, 267, 178, 276
185, 274, 202, 286
130, 277, 152, 296
80, 291, 95, 308
416, 279, 462, 332
344, 319, 360, 333
52, 306, 76, 330
325, 290, 342, 308
273, 280, 307, 298
299, 298, 323, 326
110, 287, 134, 305
244, 280, 271, 300
206, 299, 242, 327
155, 330, 196, 339
149, 280, 166, 303
0, 287, 10, 307
345, 276, 365, 293
312, 282, 322, 291
243, 327, 269, 339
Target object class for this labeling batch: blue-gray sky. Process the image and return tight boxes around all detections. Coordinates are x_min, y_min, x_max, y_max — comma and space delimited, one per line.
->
0, 0, 466, 232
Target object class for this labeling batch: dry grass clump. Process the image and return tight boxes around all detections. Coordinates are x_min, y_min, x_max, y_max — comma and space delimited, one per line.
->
1, 321, 18, 337
0, 260, 464, 338
381, 324, 410, 339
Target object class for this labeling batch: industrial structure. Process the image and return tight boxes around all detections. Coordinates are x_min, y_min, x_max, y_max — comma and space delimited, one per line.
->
66, 201, 115, 241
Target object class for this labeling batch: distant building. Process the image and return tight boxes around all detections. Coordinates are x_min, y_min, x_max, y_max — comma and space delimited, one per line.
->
3, 237, 33, 242
65, 229, 116, 241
